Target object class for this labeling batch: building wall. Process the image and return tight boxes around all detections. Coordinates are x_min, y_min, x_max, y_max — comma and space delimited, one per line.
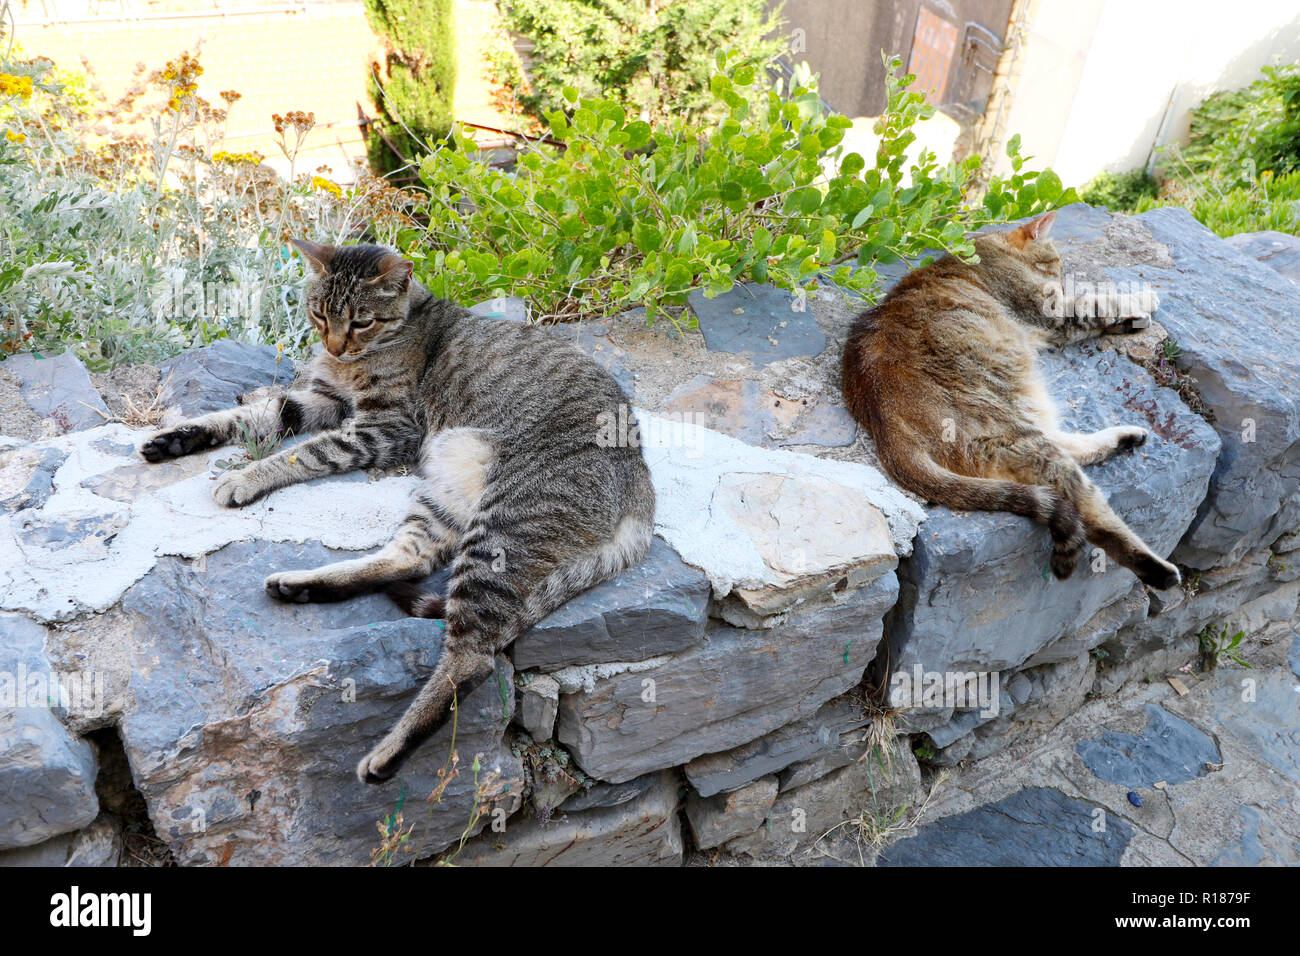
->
1002, 0, 1300, 187
775, 0, 1012, 118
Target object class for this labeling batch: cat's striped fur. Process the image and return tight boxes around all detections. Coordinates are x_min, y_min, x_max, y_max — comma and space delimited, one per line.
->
841, 211, 1180, 590
141, 241, 656, 783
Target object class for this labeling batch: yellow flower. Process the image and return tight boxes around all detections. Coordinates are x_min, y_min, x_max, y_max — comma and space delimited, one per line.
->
4, 129, 25, 144
211, 150, 264, 166
311, 175, 342, 198
0, 73, 34, 100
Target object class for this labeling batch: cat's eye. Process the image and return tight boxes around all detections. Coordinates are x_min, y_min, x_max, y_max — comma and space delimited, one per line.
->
351, 318, 375, 331
308, 309, 325, 325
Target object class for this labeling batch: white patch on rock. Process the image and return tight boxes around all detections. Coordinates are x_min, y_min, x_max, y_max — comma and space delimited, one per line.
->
1, 424, 418, 621
550, 655, 674, 695
3, 413, 925, 623
633, 410, 924, 601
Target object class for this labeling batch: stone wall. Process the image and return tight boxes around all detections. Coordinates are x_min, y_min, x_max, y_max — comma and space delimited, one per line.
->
2, 204, 1298, 866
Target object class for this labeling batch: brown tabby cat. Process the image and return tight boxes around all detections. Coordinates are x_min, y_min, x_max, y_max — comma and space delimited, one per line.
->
841, 211, 1179, 589
140, 240, 656, 783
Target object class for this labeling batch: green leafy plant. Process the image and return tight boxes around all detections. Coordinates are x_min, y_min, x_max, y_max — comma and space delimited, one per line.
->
1198, 624, 1250, 670
498, 0, 786, 125
408, 52, 1077, 325
1179, 62, 1300, 190
364, 0, 457, 176
1079, 168, 1158, 210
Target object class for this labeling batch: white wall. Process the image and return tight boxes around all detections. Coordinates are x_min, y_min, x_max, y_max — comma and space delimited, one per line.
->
1000, 0, 1300, 187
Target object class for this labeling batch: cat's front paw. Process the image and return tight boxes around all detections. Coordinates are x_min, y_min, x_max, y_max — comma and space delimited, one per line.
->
357, 738, 403, 784
141, 424, 218, 462
212, 468, 269, 507
265, 571, 312, 603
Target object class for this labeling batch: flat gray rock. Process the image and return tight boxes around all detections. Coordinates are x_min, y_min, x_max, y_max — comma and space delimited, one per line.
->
512, 536, 709, 671
685, 776, 778, 849
559, 771, 662, 813
1076, 705, 1220, 787
455, 770, 682, 866
1225, 230, 1300, 285
3, 352, 109, 432
1, 446, 66, 513
0, 815, 121, 866
117, 540, 523, 865
159, 340, 289, 417
725, 737, 920, 860
683, 696, 871, 798
1115, 208, 1300, 568
0, 613, 99, 850
660, 375, 856, 449
468, 295, 529, 323
688, 282, 827, 366
878, 787, 1133, 866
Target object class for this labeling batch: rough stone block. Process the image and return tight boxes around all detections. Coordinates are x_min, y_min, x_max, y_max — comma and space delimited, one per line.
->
512, 536, 709, 671
455, 770, 682, 866
0, 613, 100, 849
159, 340, 289, 417
557, 573, 897, 783
685, 776, 778, 849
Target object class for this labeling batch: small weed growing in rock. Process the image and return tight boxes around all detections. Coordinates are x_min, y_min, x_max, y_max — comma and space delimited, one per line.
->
371, 786, 415, 867
117, 371, 174, 429
1131, 335, 1214, 421
1198, 624, 1250, 670
234, 421, 282, 462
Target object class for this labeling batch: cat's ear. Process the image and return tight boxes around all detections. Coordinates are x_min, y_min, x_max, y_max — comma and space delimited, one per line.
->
1021, 211, 1057, 241
366, 254, 414, 294
289, 238, 336, 275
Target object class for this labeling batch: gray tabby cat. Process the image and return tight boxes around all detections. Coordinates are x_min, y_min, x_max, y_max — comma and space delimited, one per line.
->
140, 241, 656, 783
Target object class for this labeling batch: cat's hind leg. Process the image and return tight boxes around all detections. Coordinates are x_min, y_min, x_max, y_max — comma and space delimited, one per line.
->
264, 428, 493, 603
986, 430, 1178, 589
263, 489, 459, 603
358, 512, 654, 783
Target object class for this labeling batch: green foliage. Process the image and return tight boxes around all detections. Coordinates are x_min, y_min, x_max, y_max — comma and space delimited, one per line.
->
1198, 624, 1250, 671
1179, 62, 1300, 189
499, 0, 786, 125
1127, 167, 1300, 238
1078, 168, 1158, 211
364, 0, 457, 175
409, 53, 1076, 324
